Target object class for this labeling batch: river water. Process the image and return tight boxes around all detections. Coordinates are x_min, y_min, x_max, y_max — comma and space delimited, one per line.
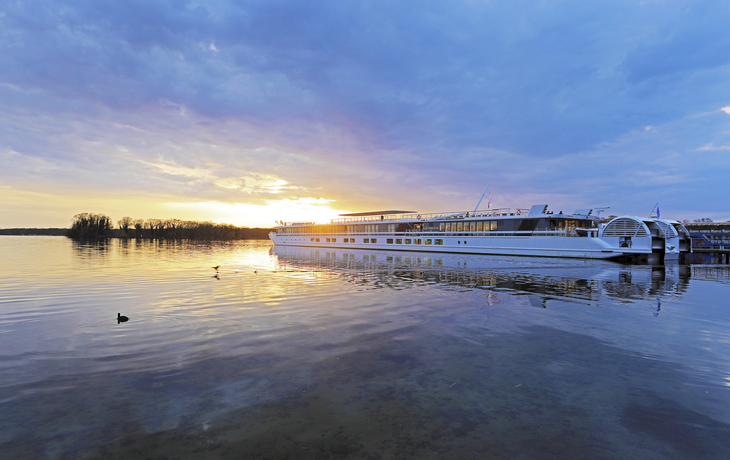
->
1, 237, 729, 459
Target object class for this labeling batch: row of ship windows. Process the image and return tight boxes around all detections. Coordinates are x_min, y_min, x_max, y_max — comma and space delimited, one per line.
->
282, 220, 593, 235
282, 221, 501, 234
313, 237, 445, 245
442, 221, 498, 232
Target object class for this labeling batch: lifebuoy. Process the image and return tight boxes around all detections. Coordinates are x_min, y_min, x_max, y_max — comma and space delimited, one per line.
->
417, 214, 422, 220
516, 210, 521, 215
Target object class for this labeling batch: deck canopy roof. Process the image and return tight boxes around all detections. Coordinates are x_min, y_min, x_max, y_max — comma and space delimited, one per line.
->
339, 210, 416, 217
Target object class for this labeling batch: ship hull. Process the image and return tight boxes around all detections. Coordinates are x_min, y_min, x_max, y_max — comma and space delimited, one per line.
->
269, 232, 645, 260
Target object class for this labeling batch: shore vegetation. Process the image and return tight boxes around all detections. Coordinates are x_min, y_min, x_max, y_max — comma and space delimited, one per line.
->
65, 213, 271, 240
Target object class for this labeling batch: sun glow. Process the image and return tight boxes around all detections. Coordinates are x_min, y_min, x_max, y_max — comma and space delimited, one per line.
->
165, 198, 346, 228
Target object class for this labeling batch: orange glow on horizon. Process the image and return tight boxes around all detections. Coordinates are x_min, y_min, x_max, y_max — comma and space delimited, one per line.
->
165, 198, 349, 228
1, 185, 415, 229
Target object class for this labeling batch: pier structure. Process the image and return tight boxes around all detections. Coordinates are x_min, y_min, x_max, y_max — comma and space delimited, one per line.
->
685, 222, 730, 264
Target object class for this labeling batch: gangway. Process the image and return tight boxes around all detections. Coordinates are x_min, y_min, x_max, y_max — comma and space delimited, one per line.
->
686, 223, 730, 263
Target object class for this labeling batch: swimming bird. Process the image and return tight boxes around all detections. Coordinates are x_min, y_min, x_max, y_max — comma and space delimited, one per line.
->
212, 265, 220, 272
117, 313, 129, 323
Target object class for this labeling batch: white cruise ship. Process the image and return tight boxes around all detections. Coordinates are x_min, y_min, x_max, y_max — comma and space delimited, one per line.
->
269, 205, 691, 264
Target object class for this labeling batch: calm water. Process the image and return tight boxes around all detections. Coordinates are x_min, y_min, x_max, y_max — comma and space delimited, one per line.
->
1, 237, 729, 459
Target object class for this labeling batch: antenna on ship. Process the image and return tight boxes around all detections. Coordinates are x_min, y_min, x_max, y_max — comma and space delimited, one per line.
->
473, 184, 490, 214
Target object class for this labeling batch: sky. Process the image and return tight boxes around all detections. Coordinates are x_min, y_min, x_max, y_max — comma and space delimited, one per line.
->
1, 0, 730, 229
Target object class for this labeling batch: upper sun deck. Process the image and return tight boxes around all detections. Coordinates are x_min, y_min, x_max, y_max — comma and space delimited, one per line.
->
281, 205, 603, 227
282, 208, 524, 227
329, 208, 530, 225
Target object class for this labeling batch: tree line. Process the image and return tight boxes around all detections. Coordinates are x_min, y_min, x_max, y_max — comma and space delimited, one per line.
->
67, 213, 272, 240
682, 218, 714, 223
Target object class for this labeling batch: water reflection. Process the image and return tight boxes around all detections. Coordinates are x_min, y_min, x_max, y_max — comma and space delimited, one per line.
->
691, 265, 730, 283
2, 238, 729, 460
71, 238, 111, 258
271, 246, 692, 306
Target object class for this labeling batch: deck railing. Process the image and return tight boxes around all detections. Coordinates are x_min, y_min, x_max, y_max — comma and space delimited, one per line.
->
286, 208, 533, 226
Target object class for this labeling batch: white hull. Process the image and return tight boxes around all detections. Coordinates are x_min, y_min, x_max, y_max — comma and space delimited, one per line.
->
269, 233, 641, 260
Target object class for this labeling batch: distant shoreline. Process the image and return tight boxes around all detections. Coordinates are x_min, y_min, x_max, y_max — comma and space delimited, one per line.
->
0, 228, 68, 236
0, 228, 274, 239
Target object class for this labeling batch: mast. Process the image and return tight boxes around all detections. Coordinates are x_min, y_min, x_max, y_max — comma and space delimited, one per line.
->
473, 184, 490, 214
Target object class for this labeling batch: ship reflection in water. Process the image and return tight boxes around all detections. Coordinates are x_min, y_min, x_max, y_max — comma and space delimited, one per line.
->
271, 245, 693, 307
267, 246, 730, 459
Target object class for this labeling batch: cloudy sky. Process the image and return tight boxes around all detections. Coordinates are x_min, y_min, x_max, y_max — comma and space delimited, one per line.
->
1, 0, 729, 228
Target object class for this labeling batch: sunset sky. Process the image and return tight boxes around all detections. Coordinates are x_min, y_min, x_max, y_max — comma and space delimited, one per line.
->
2, 0, 730, 229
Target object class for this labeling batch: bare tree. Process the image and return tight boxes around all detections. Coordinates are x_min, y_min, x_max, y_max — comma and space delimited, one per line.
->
117, 217, 133, 237
133, 219, 144, 237
67, 213, 113, 240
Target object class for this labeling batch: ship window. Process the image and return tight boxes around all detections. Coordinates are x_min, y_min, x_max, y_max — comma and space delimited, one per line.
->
490, 221, 498, 231
414, 239, 422, 244
435, 239, 443, 245
326, 238, 330, 242
457, 222, 463, 232
477, 222, 483, 231
396, 239, 402, 244
364, 238, 369, 243
311, 238, 315, 242
405, 239, 412, 244
344, 238, 349, 243
425, 239, 432, 245
316, 238, 320, 242
470, 222, 476, 232
439, 223, 445, 231
371, 239, 377, 243
387, 238, 394, 244
332, 238, 336, 242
